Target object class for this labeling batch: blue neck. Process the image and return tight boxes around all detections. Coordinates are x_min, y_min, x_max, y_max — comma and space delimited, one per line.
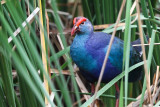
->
75, 32, 92, 41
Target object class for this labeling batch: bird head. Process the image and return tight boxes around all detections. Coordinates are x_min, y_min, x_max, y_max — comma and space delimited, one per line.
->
71, 17, 93, 36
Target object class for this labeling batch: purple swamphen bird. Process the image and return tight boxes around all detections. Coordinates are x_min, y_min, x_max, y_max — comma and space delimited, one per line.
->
70, 17, 143, 106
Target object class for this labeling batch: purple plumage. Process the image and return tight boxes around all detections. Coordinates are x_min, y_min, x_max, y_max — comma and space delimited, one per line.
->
70, 17, 142, 83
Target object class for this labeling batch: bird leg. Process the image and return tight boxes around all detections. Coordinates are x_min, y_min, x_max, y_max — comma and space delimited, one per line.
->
91, 83, 95, 96
115, 83, 120, 107
91, 83, 96, 107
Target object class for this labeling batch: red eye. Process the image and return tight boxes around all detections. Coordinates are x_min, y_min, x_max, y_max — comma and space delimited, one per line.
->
81, 22, 84, 24
73, 18, 76, 25
76, 18, 86, 26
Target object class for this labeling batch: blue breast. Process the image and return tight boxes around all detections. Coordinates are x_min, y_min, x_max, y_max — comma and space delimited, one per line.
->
70, 34, 97, 72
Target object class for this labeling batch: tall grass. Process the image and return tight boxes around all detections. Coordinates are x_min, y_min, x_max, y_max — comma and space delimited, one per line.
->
0, 0, 160, 107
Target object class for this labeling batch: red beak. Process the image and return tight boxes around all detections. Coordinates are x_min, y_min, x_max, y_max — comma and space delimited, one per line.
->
71, 25, 79, 36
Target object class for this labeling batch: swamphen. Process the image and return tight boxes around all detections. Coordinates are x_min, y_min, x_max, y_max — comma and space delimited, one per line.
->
70, 17, 142, 106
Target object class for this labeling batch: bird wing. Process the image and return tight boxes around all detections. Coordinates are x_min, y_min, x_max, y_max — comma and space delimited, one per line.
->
86, 32, 124, 71
85, 32, 142, 82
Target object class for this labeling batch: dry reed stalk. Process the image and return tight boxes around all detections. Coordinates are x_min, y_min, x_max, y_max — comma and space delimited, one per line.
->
68, 0, 80, 27
8, 7, 40, 43
46, 11, 52, 94
50, 69, 76, 75
135, 0, 152, 104
153, 66, 159, 96
75, 73, 91, 101
94, 23, 125, 30
128, 79, 160, 106
38, 0, 49, 105
1, 0, 5, 4
72, 97, 85, 107
133, 43, 160, 46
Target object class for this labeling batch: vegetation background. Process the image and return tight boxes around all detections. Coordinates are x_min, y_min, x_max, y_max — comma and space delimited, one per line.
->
0, 0, 160, 107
